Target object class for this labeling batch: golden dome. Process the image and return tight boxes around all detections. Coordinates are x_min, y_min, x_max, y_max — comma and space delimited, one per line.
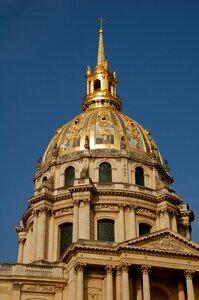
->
42, 24, 163, 167
42, 107, 162, 166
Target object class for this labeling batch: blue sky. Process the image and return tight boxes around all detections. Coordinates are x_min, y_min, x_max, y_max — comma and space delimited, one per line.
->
0, 0, 199, 262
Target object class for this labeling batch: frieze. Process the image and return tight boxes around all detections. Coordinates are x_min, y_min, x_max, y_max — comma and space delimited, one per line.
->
94, 204, 118, 211
22, 284, 55, 293
148, 237, 183, 251
55, 207, 73, 216
136, 207, 156, 218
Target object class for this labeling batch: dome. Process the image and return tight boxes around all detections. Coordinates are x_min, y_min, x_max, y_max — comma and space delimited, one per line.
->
42, 107, 162, 167
42, 26, 163, 168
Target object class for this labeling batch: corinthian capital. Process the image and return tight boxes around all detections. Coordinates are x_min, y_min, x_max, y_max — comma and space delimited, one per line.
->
75, 263, 86, 272
184, 270, 195, 280
140, 265, 151, 275
120, 263, 130, 272
105, 265, 114, 275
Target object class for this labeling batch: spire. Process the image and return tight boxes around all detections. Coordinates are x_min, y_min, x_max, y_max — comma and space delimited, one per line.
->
97, 17, 105, 65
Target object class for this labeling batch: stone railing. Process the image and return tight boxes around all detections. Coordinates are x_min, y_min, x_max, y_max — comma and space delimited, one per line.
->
0, 263, 63, 278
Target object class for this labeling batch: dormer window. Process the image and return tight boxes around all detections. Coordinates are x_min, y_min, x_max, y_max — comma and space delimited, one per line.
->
99, 162, 112, 183
65, 166, 75, 187
135, 167, 144, 186
94, 79, 101, 91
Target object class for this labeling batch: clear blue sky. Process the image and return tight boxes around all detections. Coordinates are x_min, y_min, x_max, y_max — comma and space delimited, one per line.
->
1, 0, 199, 262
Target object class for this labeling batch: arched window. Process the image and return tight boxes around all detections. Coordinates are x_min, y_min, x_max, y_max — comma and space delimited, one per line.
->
42, 176, 48, 186
98, 219, 114, 242
60, 223, 73, 256
65, 166, 75, 187
99, 162, 112, 183
139, 223, 151, 236
135, 167, 144, 186
94, 79, 101, 91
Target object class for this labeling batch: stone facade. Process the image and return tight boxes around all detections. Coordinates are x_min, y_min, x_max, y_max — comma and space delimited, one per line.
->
0, 25, 198, 300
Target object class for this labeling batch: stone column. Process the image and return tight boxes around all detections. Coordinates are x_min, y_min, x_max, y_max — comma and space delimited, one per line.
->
36, 208, 47, 260
185, 270, 195, 300
116, 266, 122, 300
130, 205, 137, 238
156, 211, 161, 231
177, 277, 185, 300
12, 282, 22, 300
105, 266, 114, 300
171, 211, 178, 232
164, 209, 170, 229
84, 200, 90, 239
121, 264, 130, 300
73, 200, 79, 242
184, 224, 191, 240
141, 265, 151, 300
17, 238, 25, 263
32, 210, 38, 261
118, 205, 125, 241
136, 277, 143, 300
55, 285, 64, 300
48, 211, 55, 261
75, 263, 86, 300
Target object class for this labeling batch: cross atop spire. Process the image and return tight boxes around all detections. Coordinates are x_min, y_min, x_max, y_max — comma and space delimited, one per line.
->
97, 17, 105, 65
98, 16, 105, 31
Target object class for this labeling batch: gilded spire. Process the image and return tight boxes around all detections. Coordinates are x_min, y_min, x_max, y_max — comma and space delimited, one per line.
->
97, 17, 105, 65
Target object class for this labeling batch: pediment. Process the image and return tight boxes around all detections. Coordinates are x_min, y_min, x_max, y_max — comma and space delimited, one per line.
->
120, 229, 199, 255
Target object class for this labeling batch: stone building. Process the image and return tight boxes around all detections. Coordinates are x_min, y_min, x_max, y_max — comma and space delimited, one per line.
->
0, 23, 199, 300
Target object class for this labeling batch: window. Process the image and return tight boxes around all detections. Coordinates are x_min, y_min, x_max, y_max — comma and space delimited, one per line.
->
65, 166, 75, 187
94, 79, 101, 91
98, 219, 114, 242
99, 162, 112, 183
60, 223, 73, 256
135, 167, 144, 186
139, 223, 151, 236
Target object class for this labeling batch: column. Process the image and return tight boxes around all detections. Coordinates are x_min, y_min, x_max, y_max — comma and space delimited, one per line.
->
185, 270, 195, 300
118, 205, 125, 241
121, 264, 130, 300
17, 238, 25, 263
116, 266, 122, 300
84, 200, 90, 239
48, 211, 55, 261
12, 282, 22, 300
130, 205, 136, 238
55, 285, 64, 300
164, 209, 170, 229
171, 211, 178, 232
177, 277, 185, 300
32, 210, 38, 261
105, 266, 114, 300
141, 265, 151, 300
75, 263, 86, 300
155, 211, 161, 231
36, 208, 47, 260
73, 200, 79, 242
136, 277, 143, 300
184, 224, 191, 240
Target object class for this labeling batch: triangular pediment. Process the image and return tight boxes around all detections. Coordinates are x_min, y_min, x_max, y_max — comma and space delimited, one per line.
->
120, 229, 199, 255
